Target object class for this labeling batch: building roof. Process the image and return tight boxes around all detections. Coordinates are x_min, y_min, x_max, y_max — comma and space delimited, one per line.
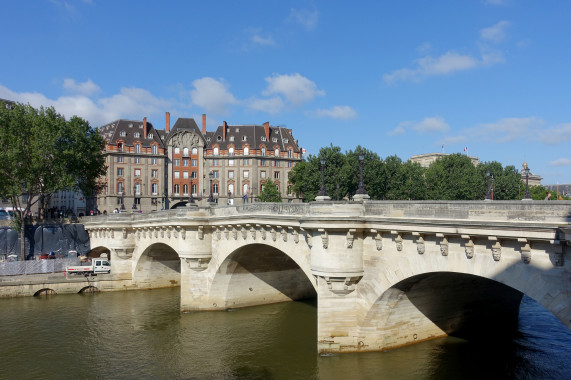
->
205, 123, 301, 153
164, 118, 205, 146
98, 119, 165, 148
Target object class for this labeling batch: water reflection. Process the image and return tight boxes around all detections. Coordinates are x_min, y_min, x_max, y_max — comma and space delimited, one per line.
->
0, 289, 569, 379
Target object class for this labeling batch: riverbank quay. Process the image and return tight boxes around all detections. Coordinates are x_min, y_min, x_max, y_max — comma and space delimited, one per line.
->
0, 271, 178, 298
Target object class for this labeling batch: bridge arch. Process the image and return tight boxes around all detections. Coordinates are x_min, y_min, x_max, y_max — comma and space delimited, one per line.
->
34, 288, 57, 297
133, 242, 181, 288
208, 243, 316, 310
87, 246, 111, 259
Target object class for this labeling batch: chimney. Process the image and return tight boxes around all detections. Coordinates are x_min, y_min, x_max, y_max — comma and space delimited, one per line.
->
222, 121, 227, 141
165, 112, 170, 132
202, 114, 206, 134
263, 121, 270, 141
143, 117, 147, 138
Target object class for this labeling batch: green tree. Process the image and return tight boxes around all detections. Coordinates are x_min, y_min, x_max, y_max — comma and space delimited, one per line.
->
390, 160, 427, 200
478, 161, 521, 200
425, 153, 480, 200
258, 179, 282, 202
0, 101, 106, 260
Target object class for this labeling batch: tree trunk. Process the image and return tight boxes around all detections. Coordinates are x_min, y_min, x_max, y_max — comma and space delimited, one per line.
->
18, 219, 26, 261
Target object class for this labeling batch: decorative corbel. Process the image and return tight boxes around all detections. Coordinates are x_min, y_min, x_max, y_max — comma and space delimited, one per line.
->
231, 225, 238, 240
167, 226, 172, 239
319, 229, 329, 249
240, 225, 248, 240
346, 229, 356, 249
258, 224, 267, 240
519, 238, 531, 264
371, 229, 383, 251
109, 229, 115, 239
436, 233, 448, 256
136, 228, 141, 240
391, 231, 403, 252
490, 238, 501, 262
281, 226, 288, 242
323, 276, 362, 295
292, 228, 299, 244
215, 226, 221, 241
462, 235, 474, 259
270, 225, 277, 242
182, 257, 211, 271
224, 226, 230, 240
154, 227, 159, 238
248, 224, 256, 240
122, 228, 128, 239
413, 233, 425, 255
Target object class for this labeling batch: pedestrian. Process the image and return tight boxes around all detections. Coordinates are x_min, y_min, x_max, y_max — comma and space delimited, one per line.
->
545, 192, 551, 200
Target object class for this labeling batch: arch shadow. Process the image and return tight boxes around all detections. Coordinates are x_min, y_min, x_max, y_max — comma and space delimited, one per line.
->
134, 243, 181, 288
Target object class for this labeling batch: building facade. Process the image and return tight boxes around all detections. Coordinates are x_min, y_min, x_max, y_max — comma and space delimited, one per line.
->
96, 113, 303, 212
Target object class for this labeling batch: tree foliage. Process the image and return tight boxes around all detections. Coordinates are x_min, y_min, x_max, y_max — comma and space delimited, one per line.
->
0, 101, 106, 259
258, 179, 283, 202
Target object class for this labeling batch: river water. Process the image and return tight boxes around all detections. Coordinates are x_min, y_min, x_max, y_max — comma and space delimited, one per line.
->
0, 288, 569, 379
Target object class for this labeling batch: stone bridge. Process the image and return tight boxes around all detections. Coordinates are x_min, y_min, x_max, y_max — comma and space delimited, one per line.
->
82, 201, 571, 353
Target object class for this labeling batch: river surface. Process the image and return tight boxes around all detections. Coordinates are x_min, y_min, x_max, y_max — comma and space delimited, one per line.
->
0, 288, 569, 379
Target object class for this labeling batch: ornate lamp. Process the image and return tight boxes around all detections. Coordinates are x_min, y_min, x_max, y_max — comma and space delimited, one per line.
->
208, 171, 215, 203
356, 154, 366, 195
318, 159, 328, 197
522, 162, 531, 200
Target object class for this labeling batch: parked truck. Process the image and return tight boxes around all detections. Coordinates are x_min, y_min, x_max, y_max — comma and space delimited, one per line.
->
66, 257, 111, 276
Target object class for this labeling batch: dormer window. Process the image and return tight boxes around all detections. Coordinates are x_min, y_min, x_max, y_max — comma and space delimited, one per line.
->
139, 124, 143, 128
207, 137, 211, 142
229, 136, 234, 141
148, 133, 153, 139
272, 137, 278, 142
120, 131, 126, 137
261, 136, 266, 142
242, 136, 247, 141
236, 128, 240, 132
128, 123, 133, 128
284, 138, 288, 143
217, 136, 222, 141
134, 132, 140, 138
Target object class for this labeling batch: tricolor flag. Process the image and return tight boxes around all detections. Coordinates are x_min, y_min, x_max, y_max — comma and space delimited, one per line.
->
463, 146, 468, 152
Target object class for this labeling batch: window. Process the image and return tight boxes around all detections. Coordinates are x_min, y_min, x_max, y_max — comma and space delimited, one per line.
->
134, 169, 141, 177
274, 172, 280, 179
183, 184, 189, 194
213, 147, 219, 156
183, 159, 189, 166
228, 171, 234, 179
260, 159, 266, 166
128, 123, 133, 128
243, 183, 249, 195
174, 184, 180, 194
174, 159, 180, 166
192, 159, 197, 166
183, 147, 189, 157
213, 183, 219, 194
117, 182, 124, 194
148, 133, 154, 139
191, 183, 197, 194
217, 136, 222, 141
212, 171, 219, 179
174, 147, 180, 154
272, 137, 277, 142
261, 136, 266, 142
274, 148, 279, 157
134, 183, 141, 195
229, 136, 234, 142
191, 171, 197, 179
274, 160, 280, 167
192, 147, 198, 155
135, 144, 141, 153
284, 138, 289, 143
228, 183, 234, 195
120, 131, 126, 137
117, 143, 123, 151
183, 171, 189, 179
288, 150, 292, 158
134, 132, 140, 138
174, 171, 180, 179
243, 159, 249, 165
242, 136, 247, 141
152, 157, 157, 165
244, 170, 249, 179
139, 124, 143, 129
229, 147, 234, 156
118, 156, 124, 163
288, 161, 293, 167
135, 157, 141, 164
151, 170, 158, 178
261, 147, 266, 156
229, 159, 235, 166
261, 171, 266, 179
212, 159, 219, 166
244, 147, 249, 155
152, 145, 158, 154
117, 168, 124, 176
117, 197, 123, 205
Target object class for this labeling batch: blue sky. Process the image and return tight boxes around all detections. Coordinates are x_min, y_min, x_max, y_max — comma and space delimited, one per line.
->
1, 0, 569, 184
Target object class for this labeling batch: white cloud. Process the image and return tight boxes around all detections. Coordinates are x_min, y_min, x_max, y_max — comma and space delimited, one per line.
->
384, 52, 479, 83
247, 97, 284, 114
309, 106, 356, 120
470, 117, 544, 142
251, 33, 276, 46
0, 83, 171, 127
549, 158, 571, 167
480, 21, 510, 43
262, 73, 325, 105
387, 122, 408, 136
441, 135, 467, 145
538, 122, 571, 145
288, 8, 319, 31
63, 78, 100, 96
190, 77, 237, 116
413, 116, 450, 133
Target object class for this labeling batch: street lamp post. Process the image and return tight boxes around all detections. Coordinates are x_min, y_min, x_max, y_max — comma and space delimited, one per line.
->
208, 171, 215, 203
189, 179, 195, 204
318, 159, 327, 197
132, 185, 137, 210
485, 170, 493, 200
522, 162, 532, 201
356, 154, 366, 195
